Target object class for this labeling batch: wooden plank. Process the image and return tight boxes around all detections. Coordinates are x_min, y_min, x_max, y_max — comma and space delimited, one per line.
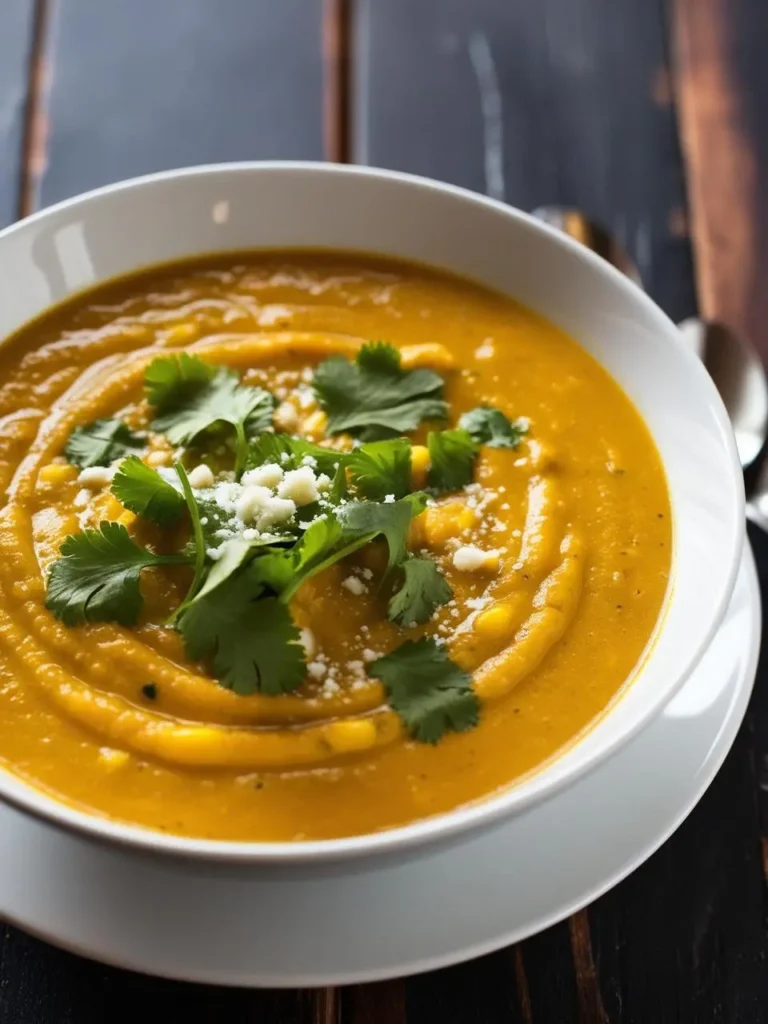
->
673, 0, 768, 358
33, 0, 325, 209
355, 0, 696, 323
0, 0, 36, 225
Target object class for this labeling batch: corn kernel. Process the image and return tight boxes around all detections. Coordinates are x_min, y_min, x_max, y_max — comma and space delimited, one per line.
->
302, 409, 327, 439
165, 322, 199, 346
474, 603, 515, 639
38, 463, 78, 486
325, 718, 377, 754
422, 502, 477, 548
118, 510, 137, 528
274, 400, 300, 432
410, 444, 430, 488
146, 449, 171, 467
104, 494, 125, 521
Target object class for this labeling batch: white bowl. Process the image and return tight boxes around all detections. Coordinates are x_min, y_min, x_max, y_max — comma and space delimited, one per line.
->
0, 162, 745, 864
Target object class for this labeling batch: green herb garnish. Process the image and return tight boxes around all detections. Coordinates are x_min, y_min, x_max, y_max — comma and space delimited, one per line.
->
145, 354, 275, 476
337, 493, 428, 577
64, 418, 145, 468
245, 432, 342, 478
177, 572, 305, 696
427, 428, 478, 493
312, 341, 447, 440
368, 638, 479, 743
45, 522, 190, 627
346, 438, 412, 501
388, 555, 452, 626
111, 456, 186, 525
458, 406, 527, 448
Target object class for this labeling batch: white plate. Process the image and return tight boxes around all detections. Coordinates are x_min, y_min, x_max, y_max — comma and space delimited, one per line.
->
0, 542, 758, 987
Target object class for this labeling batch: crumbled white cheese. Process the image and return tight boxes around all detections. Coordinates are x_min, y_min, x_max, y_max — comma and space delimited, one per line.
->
342, 575, 368, 596
77, 465, 117, 489
187, 464, 215, 489
241, 463, 284, 489
235, 485, 274, 524
452, 545, 497, 572
257, 496, 296, 530
278, 466, 320, 505
307, 660, 327, 680
73, 488, 91, 508
384, 493, 396, 503
346, 660, 365, 679
299, 628, 316, 658
362, 648, 378, 663
316, 473, 331, 493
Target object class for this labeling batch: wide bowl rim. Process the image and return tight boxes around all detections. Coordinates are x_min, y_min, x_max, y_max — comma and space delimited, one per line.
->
0, 160, 745, 864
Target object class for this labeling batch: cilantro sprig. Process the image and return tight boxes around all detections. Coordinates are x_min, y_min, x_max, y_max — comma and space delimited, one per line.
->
313, 341, 447, 440
388, 555, 453, 627
111, 456, 186, 525
145, 354, 275, 476
427, 428, 478, 493
178, 573, 306, 696
65, 418, 145, 468
346, 438, 412, 501
459, 406, 527, 448
368, 638, 479, 743
45, 522, 190, 627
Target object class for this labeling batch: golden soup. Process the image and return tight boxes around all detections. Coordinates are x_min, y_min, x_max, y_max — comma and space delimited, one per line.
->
0, 252, 670, 841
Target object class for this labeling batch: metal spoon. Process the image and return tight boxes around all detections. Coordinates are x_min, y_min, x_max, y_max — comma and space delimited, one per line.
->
532, 206, 768, 529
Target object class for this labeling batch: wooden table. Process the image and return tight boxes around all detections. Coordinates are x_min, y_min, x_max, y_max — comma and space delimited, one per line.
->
1, 1, 767, 1020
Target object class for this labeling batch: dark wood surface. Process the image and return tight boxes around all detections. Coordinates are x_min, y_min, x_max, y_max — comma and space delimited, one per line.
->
0, 0, 767, 1020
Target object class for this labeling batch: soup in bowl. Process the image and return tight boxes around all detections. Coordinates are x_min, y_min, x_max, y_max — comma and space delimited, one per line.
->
0, 164, 743, 861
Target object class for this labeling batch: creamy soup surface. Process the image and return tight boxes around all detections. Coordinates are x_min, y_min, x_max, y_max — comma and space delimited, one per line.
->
0, 252, 670, 841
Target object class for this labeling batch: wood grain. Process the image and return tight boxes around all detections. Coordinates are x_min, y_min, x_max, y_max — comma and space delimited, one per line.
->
34, 0, 324, 209
569, 911, 608, 1024
355, 0, 696, 321
0, 0, 37, 226
343, 980, 407, 1024
673, 0, 768, 357
323, 0, 352, 161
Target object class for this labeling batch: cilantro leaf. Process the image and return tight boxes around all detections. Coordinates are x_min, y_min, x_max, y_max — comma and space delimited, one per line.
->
388, 556, 453, 627
111, 456, 186, 525
338, 493, 428, 575
64, 418, 145, 468
427, 428, 478, 493
45, 522, 188, 627
177, 570, 305, 695
312, 341, 448, 440
246, 432, 343, 478
458, 406, 528, 448
145, 354, 275, 475
248, 494, 427, 604
368, 637, 479, 743
346, 438, 412, 501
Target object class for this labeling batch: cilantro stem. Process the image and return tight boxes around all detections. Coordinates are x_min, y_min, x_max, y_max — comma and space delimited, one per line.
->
279, 535, 372, 604
172, 463, 207, 617
233, 420, 248, 480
